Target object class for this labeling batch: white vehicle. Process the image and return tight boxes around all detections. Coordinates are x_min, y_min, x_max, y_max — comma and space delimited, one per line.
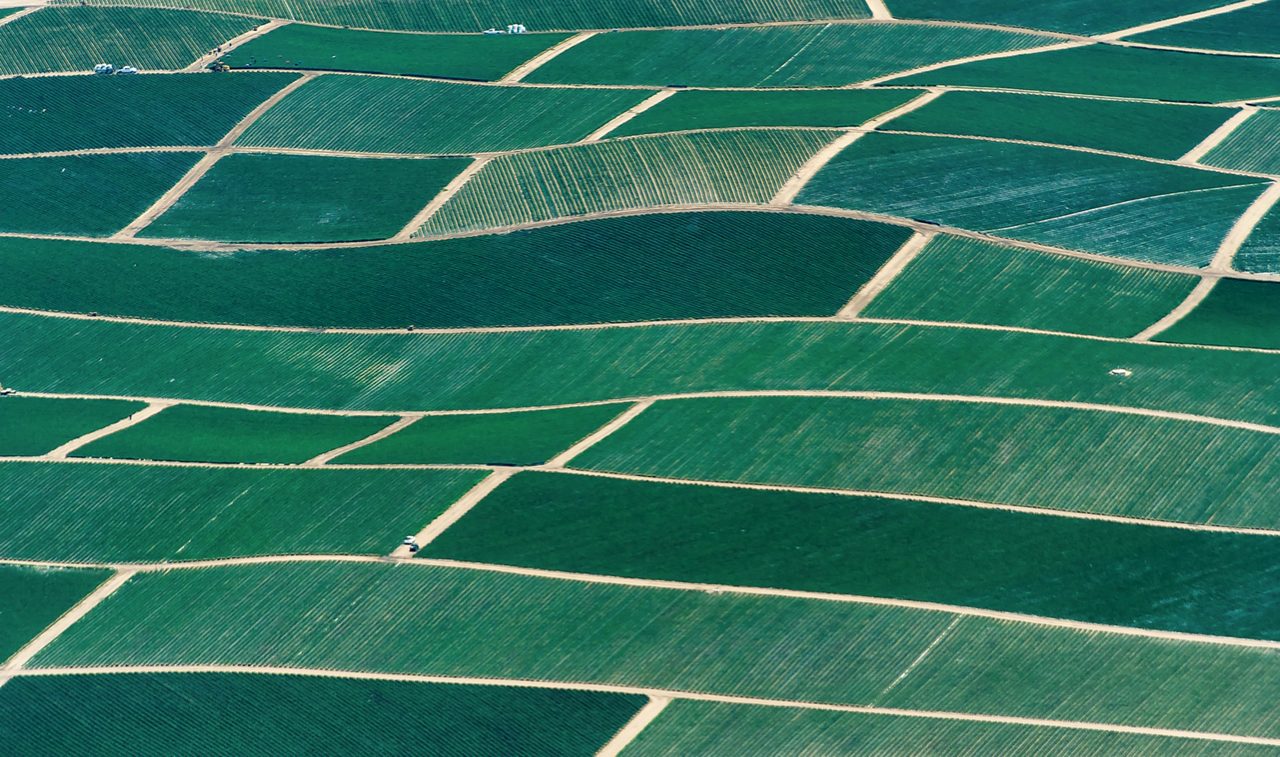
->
118, 66, 139, 75
93, 63, 114, 74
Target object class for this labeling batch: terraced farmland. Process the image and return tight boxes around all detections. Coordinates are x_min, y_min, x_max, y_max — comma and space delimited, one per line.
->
6, 0, 1280, 752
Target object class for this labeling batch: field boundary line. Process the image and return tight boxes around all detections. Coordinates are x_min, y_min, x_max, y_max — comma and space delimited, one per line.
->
1095, 0, 1270, 40
1132, 279, 1219, 342
112, 73, 316, 238
874, 616, 961, 699
42, 401, 172, 459
858, 40, 1088, 87
0, 570, 135, 688
836, 231, 933, 317
864, 0, 892, 20
184, 18, 289, 72
546, 400, 654, 468
772, 88, 943, 204
13, 665, 1280, 747
304, 414, 422, 466
394, 155, 492, 240
0, 455, 490, 471
501, 31, 597, 82
0, 4, 41, 26
392, 469, 516, 557
1180, 107, 1256, 164
581, 89, 678, 142
597, 697, 671, 756
1211, 181, 1280, 271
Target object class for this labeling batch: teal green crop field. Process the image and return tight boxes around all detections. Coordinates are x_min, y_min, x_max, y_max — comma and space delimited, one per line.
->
7, 1, 1280, 751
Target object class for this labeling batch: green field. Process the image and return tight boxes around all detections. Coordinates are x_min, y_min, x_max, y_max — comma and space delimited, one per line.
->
1235, 204, 1280, 273
887, 43, 1280, 103
56, 0, 873, 31
0, 213, 909, 327
74, 404, 391, 464
861, 236, 1200, 336
0, 152, 201, 236
1202, 108, 1280, 174
530, 25, 1051, 87
32, 562, 1280, 736
419, 130, 833, 235
336, 404, 625, 465
0, 7, 260, 75
238, 76, 647, 154
628, 701, 1273, 756
1132, 2, 1280, 54
0, 564, 109, 662
426, 471, 1280, 638
575, 396, 1280, 528
0, 673, 643, 756
10, 314, 1280, 424
795, 132, 1266, 266
609, 89, 918, 138
0, 462, 484, 562
884, 0, 1232, 34
889, 90, 1236, 159
1158, 278, 1280, 349
140, 153, 467, 242
226, 24, 570, 79
0, 73, 297, 154
0, 396, 145, 456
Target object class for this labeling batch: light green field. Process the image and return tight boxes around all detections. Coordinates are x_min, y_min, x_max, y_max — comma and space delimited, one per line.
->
530, 24, 1050, 87
32, 562, 1280, 736
608, 89, 918, 138
1158, 278, 1280, 349
0, 73, 298, 154
0, 564, 110, 662
336, 404, 625, 465
0, 213, 910, 327
419, 130, 833, 235
628, 701, 1273, 756
226, 24, 570, 79
795, 132, 1267, 266
575, 396, 1280, 528
1133, 2, 1280, 54
1202, 108, 1280, 174
426, 471, 1280, 639
74, 404, 392, 464
887, 43, 1280, 103
0, 462, 484, 562
861, 236, 1199, 336
238, 76, 647, 154
0, 153, 201, 236
0, 7, 261, 75
889, 90, 1236, 160
9, 314, 1280, 424
0, 396, 144, 456
884, 0, 1231, 35
1236, 203, 1280, 273
140, 153, 468, 242
0, 673, 643, 757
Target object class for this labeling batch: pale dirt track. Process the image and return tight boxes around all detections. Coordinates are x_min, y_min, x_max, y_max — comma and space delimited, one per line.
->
581, 89, 677, 142
545, 401, 653, 468
390, 469, 516, 557
42, 401, 171, 459
500, 31, 597, 82
183, 18, 289, 73
1180, 107, 1257, 164
304, 415, 420, 466
0, 570, 135, 681
1133, 279, 1219, 341
597, 697, 671, 756
1094, 0, 1272, 41
837, 231, 933, 317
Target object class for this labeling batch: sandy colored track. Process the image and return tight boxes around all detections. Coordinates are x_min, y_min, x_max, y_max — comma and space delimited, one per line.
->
42, 401, 171, 459
857, 39, 1089, 87
597, 697, 671, 756
390, 469, 517, 558
1133, 279, 1220, 342
1181, 107, 1257, 164
546, 401, 653, 468
0, 4, 41, 25
836, 231, 933, 317
393, 156, 493, 239
1094, 0, 1272, 41
184, 18, 289, 72
304, 415, 420, 466
581, 89, 677, 142
501, 31, 597, 83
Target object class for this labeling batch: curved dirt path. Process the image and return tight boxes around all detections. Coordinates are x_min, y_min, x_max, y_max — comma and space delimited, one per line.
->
1094, 0, 1271, 41
1180, 107, 1257, 164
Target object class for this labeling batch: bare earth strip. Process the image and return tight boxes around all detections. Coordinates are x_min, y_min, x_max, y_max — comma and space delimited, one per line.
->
42, 401, 172, 459
304, 414, 422, 466
546, 401, 654, 468
864, 0, 892, 20
582, 89, 678, 142
1095, 0, 1273, 41
390, 469, 517, 557
183, 19, 290, 72
0, 5, 40, 25
856, 40, 1089, 87
837, 231, 933, 318
1181, 107, 1257, 164
597, 697, 672, 757
394, 155, 492, 240
1132, 278, 1219, 341
501, 31, 598, 83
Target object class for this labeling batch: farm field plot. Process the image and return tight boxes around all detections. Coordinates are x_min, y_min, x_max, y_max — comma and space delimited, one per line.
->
0, 396, 144, 456
426, 471, 1280, 638
0, 213, 909, 327
887, 90, 1237, 160
0, 73, 298, 155
418, 130, 833, 235
1201, 108, 1280, 174
883, 0, 1233, 34
627, 701, 1274, 756
335, 404, 625, 465
57, 0, 874, 31
607, 89, 918, 138
0, 564, 109, 662
886, 44, 1280, 103
860, 236, 1200, 336
574, 396, 1280, 528
1235, 203, 1280, 273
0, 7, 261, 75
225, 24, 570, 79
0, 673, 643, 757
1158, 278, 1280, 349
0, 152, 201, 236
31, 562, 1280, 737
0, 462, 484, 563
794, 132, 1267, 266
72, 404, 392, 464
1132, 2, 1280, 54
10, 314, 1280, 423
529, 25, 1052, 88
237, 76, 648, 154
139, 153, 468, 243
